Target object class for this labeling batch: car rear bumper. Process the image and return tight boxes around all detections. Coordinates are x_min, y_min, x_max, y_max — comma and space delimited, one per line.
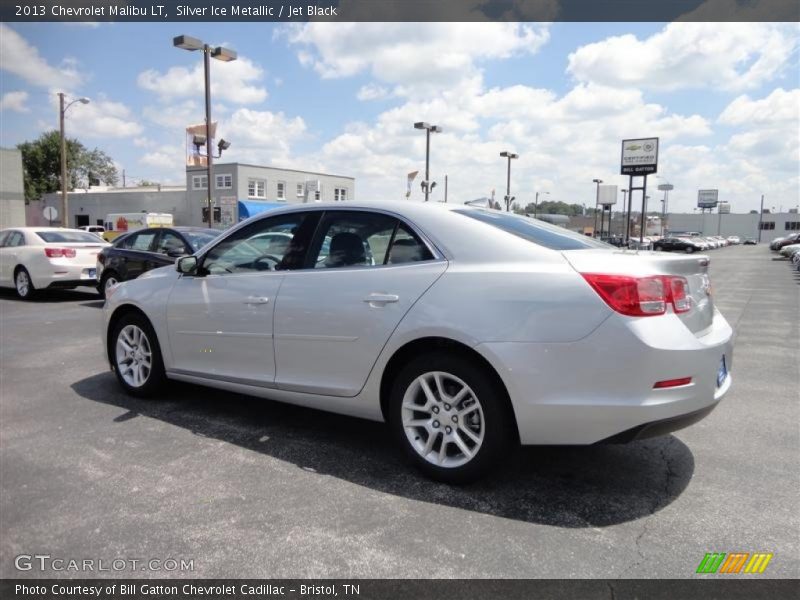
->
31, 264, 98, 289
478, 308, 733, 445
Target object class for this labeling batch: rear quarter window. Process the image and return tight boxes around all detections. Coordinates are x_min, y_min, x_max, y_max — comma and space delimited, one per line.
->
453, 209, 611, 251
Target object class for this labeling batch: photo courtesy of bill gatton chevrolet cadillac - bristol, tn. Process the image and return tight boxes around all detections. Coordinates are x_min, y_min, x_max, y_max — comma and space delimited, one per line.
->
102, 201, 733, 483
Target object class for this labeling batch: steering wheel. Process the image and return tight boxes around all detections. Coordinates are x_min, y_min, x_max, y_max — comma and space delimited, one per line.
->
253, 254, 281, 270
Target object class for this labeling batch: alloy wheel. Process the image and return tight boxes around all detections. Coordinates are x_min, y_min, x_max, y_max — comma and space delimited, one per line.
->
15, 270, 30, 297
115, 324, 153, 388
401, 371, 485, 468
104, 275, 119, 292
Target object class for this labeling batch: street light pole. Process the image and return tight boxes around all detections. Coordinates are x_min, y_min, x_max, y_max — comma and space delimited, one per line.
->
58, 93, 90, 228
592, 178, 603, 237
414, 122, 441, 202
534, 190, 549, 217
174, 35, 237, 227
500, 151, 518, 212
758, 194, 765, 242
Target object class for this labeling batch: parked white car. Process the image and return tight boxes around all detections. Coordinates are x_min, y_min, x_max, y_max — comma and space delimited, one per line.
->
726, 236, 741, 245
0, 227, 109, 299
102, 202, 733, 482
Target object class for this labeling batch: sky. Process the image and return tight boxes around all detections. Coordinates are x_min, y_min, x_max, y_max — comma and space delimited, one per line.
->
1, 21, 799, 213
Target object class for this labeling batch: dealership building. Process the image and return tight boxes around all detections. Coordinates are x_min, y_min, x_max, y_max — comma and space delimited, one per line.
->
30, 163, 355, 229
0, 148, 26, 229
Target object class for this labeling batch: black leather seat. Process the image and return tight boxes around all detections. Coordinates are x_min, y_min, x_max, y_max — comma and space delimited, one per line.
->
325, 232, 366, 267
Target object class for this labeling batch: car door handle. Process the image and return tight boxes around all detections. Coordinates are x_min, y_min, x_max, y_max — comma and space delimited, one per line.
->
364, 293, 399, 305
243, 296, 270, 305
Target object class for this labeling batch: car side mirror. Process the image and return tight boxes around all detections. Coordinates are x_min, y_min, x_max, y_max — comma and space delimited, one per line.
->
177, 255, 198, 274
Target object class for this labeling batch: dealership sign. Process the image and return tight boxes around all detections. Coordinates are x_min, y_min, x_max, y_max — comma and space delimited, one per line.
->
598, 184, 618, 206
620, 138, 658, 175
698, 189, 719, 208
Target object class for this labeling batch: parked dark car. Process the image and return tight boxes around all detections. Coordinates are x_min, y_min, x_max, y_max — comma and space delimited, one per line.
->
770, 232, 800, 251
96, 227, 220, 297
743, 238, 758, 245
652, 237, 703, 253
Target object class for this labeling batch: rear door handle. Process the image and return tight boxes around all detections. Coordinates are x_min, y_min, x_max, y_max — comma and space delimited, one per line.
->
364, 293, 399, 305
243, 296, 270, 305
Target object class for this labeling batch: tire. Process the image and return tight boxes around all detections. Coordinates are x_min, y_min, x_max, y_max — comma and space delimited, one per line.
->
14, 267, 36, 300
685, 246, 695, 254
110, 312, 166, 397
387, 352, 515, 484
99, 271, 120, 299
654, 245, 663, 252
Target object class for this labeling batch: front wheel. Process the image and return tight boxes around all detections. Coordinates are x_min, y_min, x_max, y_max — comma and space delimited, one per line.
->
99, 271, 120, 299
388, 353, 514, 484
14, 267, 36, 300
685, 246, 695, 254
111, 313, 166, 397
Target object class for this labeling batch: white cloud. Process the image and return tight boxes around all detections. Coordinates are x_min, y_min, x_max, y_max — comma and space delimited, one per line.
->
718, 88, 800, 126
219, 108, 307, 165
60, 94, 142, 138
283, 23, 550, 96
142, 100, 203, 129
356, 84, 390, 101
0, 91, 30, 113
0, 24, 84, 89
137, 56, 268, 104
567, 23, 798, 91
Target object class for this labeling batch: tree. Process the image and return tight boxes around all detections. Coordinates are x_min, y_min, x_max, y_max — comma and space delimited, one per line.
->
17, 131, 118, 203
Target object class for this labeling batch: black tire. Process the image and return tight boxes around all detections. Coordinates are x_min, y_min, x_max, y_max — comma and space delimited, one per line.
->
98, 271, 120, 299
685, 246, 695, 254
387, 352, 515, 484
14, 267, 36, 300
110, 312, 167, 397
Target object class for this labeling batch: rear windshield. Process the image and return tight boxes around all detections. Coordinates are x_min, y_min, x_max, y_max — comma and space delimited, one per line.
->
183, 230, 222, 252
36, 231, 105, 243
453, 209, 611, 251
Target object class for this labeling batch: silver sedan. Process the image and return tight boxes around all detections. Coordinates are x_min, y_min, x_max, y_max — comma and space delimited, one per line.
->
102, 201, 733, 483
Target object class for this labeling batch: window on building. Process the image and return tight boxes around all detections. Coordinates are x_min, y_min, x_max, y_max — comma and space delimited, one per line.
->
277, 181, 286, 200
315, 185, 322, 202
202, 206, 222, 223
296, 183, 304, 197
759, 222, 776, 230
248, 179, 266, 198
192, 175, 208, 190
334, 188, 348, 202
215, 174, 232, 189
785, 221, 800, 231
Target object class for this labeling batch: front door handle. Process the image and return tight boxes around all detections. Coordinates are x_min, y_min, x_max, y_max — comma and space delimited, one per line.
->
364, 293, 399, 306
243, 296, 270, 305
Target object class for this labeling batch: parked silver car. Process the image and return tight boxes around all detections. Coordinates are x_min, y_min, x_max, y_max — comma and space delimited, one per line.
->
102, 202, 733, 482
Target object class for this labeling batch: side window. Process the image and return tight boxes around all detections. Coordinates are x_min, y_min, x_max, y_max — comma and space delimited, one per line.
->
386, 223, 434, 264
0, 231, 10, 247
203, 212, 320, 275
129, 231, 157, 251
312, 212, 397, 269
6, 231, 25, 247
156, 231, 189, 255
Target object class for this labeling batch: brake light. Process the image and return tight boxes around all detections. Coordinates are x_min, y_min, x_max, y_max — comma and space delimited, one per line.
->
581, 273, 691, 317
44, 247, 76, 258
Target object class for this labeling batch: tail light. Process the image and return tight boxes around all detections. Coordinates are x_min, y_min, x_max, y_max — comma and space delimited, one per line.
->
654, 377, 693, 389
45, 248, 77, 258
581, 273, 691, 317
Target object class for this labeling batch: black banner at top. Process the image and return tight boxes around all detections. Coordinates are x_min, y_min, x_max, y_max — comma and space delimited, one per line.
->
2, 0, 799, 22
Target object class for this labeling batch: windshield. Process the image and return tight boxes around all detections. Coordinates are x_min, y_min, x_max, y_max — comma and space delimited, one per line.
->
453, 209, 612, 251
36, 231, 105, 243
182, 229, 222, 252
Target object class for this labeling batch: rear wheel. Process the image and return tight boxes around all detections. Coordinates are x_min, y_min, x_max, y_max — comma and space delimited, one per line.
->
685, 246, 695, 254
111, 313, 166, 397
14, 267, 36, 300
388, 353, 514, 484
99, 271, 120, 299
654, 245, 663, 252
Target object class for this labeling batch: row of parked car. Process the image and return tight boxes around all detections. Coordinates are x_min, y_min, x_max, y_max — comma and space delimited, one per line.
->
650, 234, 753, 253
770, 232, 800, 270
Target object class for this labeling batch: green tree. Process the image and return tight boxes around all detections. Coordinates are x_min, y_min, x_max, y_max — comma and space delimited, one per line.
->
17, 131, 118, 203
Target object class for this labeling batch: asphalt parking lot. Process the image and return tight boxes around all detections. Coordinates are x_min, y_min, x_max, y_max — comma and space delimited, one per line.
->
1, 245, 798, 579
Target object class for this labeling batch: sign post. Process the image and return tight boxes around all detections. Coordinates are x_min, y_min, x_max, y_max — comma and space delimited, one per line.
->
621, 138, 659, 246
598, 184, 618, 239
43, 205, 58, 227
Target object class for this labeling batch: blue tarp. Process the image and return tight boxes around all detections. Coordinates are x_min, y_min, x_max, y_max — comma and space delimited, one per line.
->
237, 200, 286, 222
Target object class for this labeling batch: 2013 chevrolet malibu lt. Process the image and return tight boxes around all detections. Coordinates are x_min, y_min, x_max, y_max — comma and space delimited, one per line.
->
102, 202, 733, 482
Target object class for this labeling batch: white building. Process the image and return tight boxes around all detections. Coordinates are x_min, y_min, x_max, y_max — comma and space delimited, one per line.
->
667, 211, 799, 244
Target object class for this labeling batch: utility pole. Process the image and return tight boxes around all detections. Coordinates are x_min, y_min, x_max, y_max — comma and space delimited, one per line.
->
758, 194, 764, 242
59, 93, 67, 227
444, 174, 448, 203
592, 179, 603, 237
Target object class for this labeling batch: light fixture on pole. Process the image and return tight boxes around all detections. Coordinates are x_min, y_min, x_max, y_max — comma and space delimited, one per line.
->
500, 151, 519, 212
592, 178, 603, 237
533, 190, 549, 217
58, 94, 90, 228
620, 189, 629, 243
414, 122, 442, 202
174, 35, 237, 227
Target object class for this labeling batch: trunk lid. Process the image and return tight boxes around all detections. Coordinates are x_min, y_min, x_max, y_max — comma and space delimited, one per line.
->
562, 249, 714, 335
